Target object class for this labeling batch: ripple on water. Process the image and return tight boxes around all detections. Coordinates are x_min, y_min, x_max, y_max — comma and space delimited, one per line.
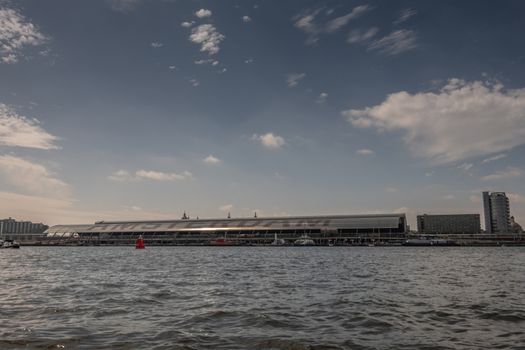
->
0, 246, 524, 349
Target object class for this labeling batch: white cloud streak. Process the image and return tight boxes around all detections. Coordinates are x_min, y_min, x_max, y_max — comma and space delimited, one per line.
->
150, 41, 163, 48
348, 27, 379, 44
368, 29, 417, 55
293, 5, 371, 44
252, 133, 285, 150
481, 167, 522, 181
0, 103, 59, 150
0, 6, 48, 63
315, 92, 328, 104
109, 169, 193, 182
242, 16, 252, 23
286, 73, 306, 88
343, 79, 525, 164
394, 8, 417, 25
482, 154, 507, 164
189, 24, 225, 55
356, 149, 374, 156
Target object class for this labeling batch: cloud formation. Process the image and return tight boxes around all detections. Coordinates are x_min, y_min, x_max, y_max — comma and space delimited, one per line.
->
482, 154, 507, 164
368, 29, 417, 55
195, 9, 212, 18
150, 41, 163, 48
293, 5, 370, 44
242, 16, 252, 23
189, 24, 225, 55
252, 133, 285, 150
343, 79, 525, 164
348, 27, 379, 44
286, 73, 306, 87
0, 6, 48, 63
0, 155, 70, 199
0, 103, 59, 150
481, 167, 522, 181
356, 149, 374, 155
315, 92, 328, 104
181, 21, 194, 28
203, 155, 221, 164
394, 8, 417, 25
109, 169, 193, 182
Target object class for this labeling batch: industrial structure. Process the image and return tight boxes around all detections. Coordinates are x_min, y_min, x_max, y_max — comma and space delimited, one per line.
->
417, 214, 480, 234
483, 192, 511, 233
44, 213, 408, 246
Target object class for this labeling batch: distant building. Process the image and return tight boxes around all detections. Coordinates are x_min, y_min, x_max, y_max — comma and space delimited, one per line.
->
417, 214, 480, 234
483, 192, 511, 233
0, 217, 48, 241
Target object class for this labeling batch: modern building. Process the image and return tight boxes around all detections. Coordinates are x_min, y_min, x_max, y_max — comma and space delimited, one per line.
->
44, 213, 408, 245
417, 214, 480, 234
0, 217, 49, 242
483, 192, 511, 233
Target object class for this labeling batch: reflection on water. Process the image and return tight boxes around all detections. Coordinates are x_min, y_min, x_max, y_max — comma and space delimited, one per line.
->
1, 247, 524, 349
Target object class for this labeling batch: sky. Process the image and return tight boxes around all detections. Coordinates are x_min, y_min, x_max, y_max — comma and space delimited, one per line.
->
1, 0, 525, 228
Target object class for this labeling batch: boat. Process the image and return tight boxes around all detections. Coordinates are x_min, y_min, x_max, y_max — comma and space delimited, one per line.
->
403, 238, 457, 246
209, 237, 236, 246
271, 233, 286, 245
1, 239, 20, 249
294, 234, 315, 246
135, 235, 145, 249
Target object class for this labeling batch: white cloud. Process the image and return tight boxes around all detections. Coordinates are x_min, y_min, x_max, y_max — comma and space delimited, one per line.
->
482, 154, 507, 164
325, 5, 371, 33
0, 103, 59, 150
458, 163, 474, 171
386, 187, 399, 193
150, 42, 163, 48
242, 16, 252, 23
481, 167, 522, 181
286, 73, 306, 87
194, 58, 219, 66
293, 5, 371, 44
315, 92, 328, 104
343, 79, 525, 164
443, 194, 455, 200
252, 133, 285, 150
219, 204, 233, 212
508, 193, 525, 204
0, 6, 48, 63
181, 21, 194, 28
168, 65, 176, 70
203, 155, 221, 164
0, 155, 70, 199
356, 149, 374, 155
368, 29, 417, 55
195, 9, 212, 18
109, 169, 193, 182
189, 79, 200, 87
348, 27, 379, 44
394, 8, 417, 25
245, 58, 254, 64
189, 24, 225, 55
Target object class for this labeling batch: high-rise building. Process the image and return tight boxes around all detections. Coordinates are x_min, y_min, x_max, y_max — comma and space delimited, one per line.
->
482, 192, 511, 233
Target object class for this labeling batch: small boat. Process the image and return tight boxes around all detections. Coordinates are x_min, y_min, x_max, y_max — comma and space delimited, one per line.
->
135, 235, 145, 249
1, 239, 20, 249
271, 233, 286, 246
294, 234, 315, 246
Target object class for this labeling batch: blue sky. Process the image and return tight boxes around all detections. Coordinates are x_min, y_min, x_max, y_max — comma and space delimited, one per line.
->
1, 0, 525, 228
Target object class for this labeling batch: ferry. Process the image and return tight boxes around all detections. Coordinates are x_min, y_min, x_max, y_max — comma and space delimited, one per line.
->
1, 239, 20, 249
294, 234, 315, 246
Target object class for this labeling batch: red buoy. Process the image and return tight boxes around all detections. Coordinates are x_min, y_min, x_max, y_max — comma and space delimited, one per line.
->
135, 235, 145, 249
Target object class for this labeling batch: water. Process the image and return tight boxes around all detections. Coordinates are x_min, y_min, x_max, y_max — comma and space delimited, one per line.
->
1, 247, 524, 349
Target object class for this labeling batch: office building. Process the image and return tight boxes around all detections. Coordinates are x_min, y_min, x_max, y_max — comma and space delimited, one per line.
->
482, 192, 511, 233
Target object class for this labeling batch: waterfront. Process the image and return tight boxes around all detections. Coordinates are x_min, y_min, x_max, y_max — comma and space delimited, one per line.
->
1, 247, 524, 349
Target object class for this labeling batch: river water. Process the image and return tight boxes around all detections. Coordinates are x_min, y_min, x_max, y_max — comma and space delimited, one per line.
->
1, 247, 524, 349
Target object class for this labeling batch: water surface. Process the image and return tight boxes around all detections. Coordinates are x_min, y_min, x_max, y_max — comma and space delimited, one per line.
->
1, 247, 524, 349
